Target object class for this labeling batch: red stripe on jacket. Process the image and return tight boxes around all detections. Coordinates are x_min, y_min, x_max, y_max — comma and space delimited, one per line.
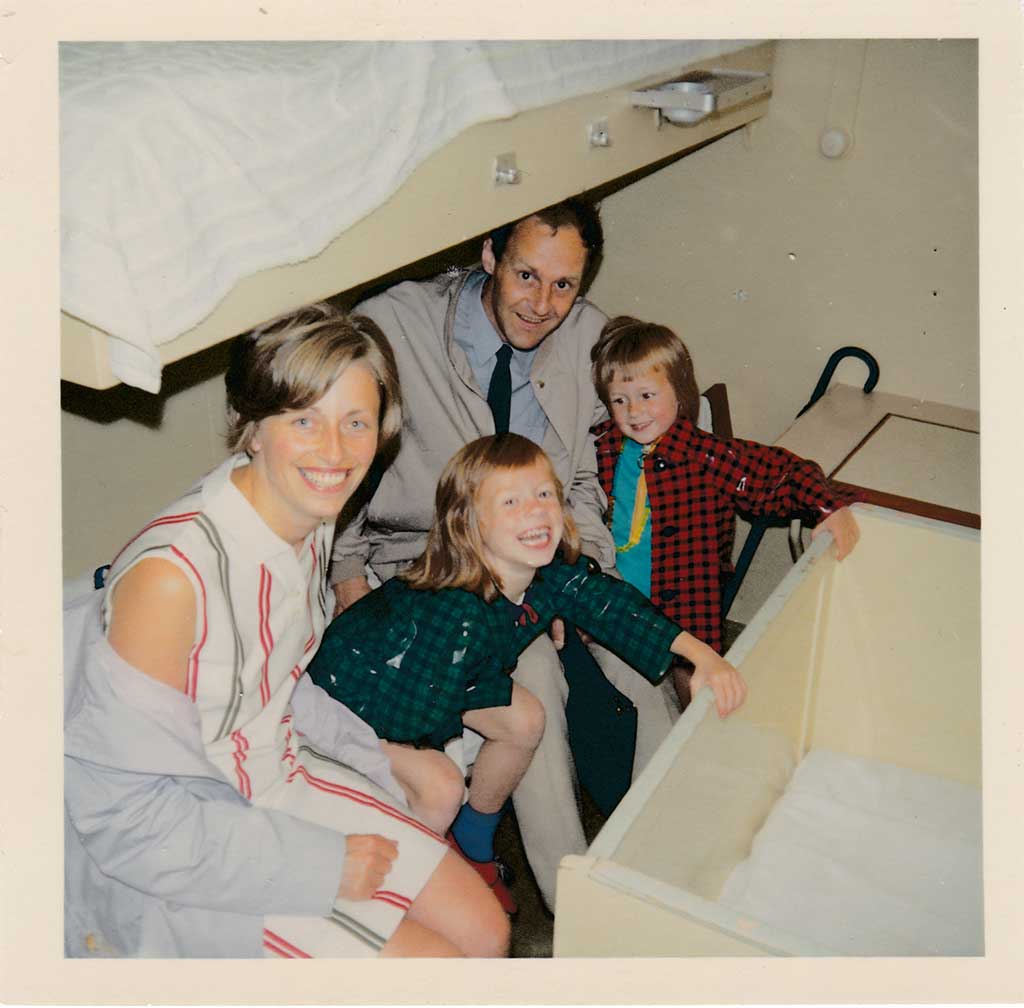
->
373, 890, 412, 911
257, 564, 274, 706
230, 729, 252, 800
110, 511, 199, 568
262, 928, 312, 958
169, 545, 207, 701
286, 763, 444, 842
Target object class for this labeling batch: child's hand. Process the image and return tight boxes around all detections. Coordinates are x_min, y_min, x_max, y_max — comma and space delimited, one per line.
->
689, 654, 747, 718
812, 506, 860, 560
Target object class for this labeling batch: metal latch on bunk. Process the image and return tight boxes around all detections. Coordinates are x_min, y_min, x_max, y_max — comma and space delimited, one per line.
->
494, 152, 521, 185
631, 69, 772, 127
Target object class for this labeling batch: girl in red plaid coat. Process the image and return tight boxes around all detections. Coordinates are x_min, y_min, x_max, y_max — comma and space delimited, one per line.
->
591, 316, 861, 707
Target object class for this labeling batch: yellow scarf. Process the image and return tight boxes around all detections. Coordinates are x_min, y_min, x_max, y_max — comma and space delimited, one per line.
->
615, 440, 658, 554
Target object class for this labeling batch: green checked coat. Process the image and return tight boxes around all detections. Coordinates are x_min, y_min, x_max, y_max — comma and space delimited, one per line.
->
307, 554, 681, 749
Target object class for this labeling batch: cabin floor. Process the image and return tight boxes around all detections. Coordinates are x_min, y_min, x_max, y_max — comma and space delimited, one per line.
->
499, 619, 746, 957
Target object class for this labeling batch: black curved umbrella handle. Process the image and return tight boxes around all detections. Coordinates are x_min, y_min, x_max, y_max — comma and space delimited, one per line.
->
796, 346, 880, 418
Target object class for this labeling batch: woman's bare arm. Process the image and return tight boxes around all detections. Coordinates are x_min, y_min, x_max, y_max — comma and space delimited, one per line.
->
106, 557, 196, 693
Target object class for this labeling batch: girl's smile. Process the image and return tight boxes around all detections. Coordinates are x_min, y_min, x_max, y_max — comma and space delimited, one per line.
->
475, 458, 564, 597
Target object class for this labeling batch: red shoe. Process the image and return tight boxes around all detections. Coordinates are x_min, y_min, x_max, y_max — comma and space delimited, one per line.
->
446, 830, 518, 915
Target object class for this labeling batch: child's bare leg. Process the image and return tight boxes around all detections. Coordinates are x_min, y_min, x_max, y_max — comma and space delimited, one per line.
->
379, 742, 464, 835
450, 685, 545, 913
461, 684, 545, 813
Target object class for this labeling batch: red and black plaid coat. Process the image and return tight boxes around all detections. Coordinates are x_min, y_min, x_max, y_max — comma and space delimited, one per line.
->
593, 416, 860, 653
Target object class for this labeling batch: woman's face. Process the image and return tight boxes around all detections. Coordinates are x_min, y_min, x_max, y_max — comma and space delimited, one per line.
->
246, 362, 380, 545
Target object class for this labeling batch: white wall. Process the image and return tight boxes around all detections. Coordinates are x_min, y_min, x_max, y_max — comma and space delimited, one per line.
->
61, 38, 978, 622
588, 38, 977, 621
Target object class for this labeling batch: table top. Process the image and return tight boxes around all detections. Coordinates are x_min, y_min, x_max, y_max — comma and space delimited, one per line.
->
775, 384, 980, 528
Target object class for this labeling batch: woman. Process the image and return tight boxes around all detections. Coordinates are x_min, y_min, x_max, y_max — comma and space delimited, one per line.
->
63, 304, 509, 958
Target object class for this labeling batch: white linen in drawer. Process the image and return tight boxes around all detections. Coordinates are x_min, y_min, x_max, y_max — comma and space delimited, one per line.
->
718, 747, 983, 956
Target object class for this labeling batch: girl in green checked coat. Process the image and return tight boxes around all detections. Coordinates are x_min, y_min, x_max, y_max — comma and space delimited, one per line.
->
308, 434, 746, 913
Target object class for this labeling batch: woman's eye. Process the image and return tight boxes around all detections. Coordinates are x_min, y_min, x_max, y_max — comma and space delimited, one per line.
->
349, 418, 367, 430
518, 271, 532, 282
293, 416, 313, 428
555, 280, 573, 291
642, 392, 655, 400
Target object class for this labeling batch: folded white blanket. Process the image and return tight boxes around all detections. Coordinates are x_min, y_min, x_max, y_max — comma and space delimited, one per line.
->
719, 748, 983, 956
61, 40, 752, 391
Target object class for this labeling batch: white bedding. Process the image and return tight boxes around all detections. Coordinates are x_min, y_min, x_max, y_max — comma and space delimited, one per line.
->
718, 748, 983, 956
60, 39, 753, 392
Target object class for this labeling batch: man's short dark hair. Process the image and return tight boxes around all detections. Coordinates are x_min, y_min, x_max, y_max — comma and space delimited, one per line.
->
488, 196, 604, 266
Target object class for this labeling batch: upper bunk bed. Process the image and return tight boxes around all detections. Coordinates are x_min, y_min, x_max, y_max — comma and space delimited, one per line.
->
60, 39, 774, 393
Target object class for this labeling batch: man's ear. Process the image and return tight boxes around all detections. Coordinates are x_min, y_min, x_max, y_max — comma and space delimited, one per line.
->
481, 237, 496, 276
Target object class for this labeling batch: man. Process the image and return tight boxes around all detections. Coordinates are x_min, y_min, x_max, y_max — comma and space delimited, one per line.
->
330, 198, 677, 911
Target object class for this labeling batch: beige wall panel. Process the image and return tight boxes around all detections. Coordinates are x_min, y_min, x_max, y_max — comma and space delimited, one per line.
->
590, 38, 977, 442
589, 38, 976, 621
61, 364, 228, 579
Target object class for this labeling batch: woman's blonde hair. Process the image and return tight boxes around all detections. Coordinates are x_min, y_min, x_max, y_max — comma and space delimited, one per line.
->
403, 434, 580, 601
225, 302, 402, 458
590, 315, 700, 423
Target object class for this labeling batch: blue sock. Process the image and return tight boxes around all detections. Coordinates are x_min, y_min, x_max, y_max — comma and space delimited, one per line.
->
450, 802, 504, 863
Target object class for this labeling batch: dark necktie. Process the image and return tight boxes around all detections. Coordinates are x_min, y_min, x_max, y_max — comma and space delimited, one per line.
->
487, 343, 513, 434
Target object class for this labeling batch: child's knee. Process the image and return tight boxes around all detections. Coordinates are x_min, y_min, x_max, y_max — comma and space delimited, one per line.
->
514, 688, 546, 747
400, 752, 465, 833
423, 756, 466, 819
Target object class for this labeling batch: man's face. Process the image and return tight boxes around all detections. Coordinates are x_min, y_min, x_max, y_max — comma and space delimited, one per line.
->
480, 216, 588, 351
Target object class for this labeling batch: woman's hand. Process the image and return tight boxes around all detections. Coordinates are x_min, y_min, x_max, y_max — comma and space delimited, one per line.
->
688, 653, 747, 718
337, 834, 398, 901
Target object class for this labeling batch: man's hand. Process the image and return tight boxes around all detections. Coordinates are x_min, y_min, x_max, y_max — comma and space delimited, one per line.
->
549, 617, 566, 651
812, 507, 860, 561
337, 834, 398, 901
332, 575, 372, 618
689, 654, 747, 718
549, 619, 593, 650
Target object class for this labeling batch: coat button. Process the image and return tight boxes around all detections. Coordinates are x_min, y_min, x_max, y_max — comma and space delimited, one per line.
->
661, 588, 679, 602
652, 456, 668, 472
661, 525, 679, 537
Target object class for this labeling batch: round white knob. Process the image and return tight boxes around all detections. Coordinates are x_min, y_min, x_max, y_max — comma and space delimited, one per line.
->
819, 126, 852, 159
